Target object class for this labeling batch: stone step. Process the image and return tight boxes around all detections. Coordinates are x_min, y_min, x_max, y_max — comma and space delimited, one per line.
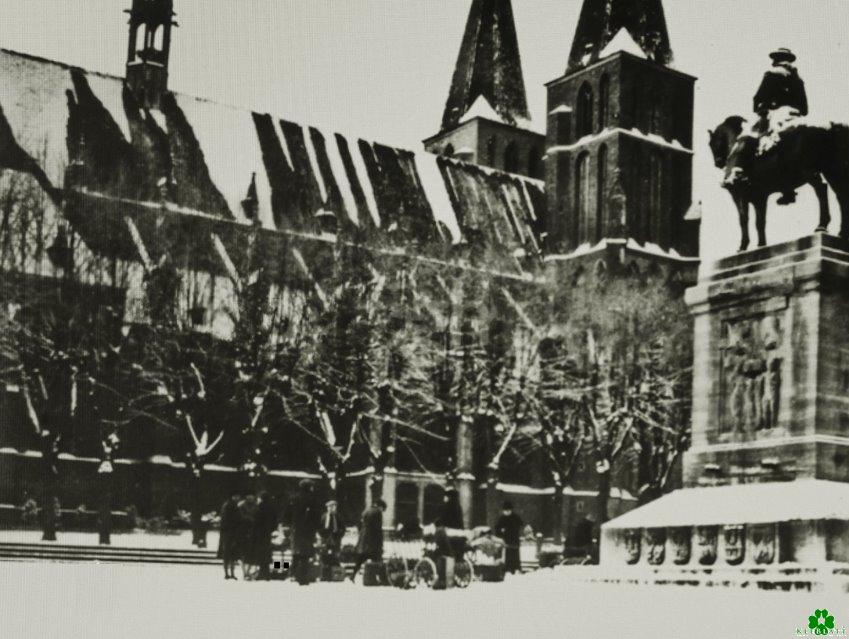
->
0, 542, 219, 565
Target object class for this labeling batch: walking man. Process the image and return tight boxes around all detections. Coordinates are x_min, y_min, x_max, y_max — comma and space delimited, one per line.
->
287, 480, 320, 585
254, 491, 277, 580
494, 501, 524, 574
350, 499, 386, 581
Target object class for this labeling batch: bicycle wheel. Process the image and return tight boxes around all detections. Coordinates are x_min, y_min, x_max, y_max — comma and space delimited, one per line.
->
241, 561, 260, 581
412, 557, 438, 589
454, 558, 473, 588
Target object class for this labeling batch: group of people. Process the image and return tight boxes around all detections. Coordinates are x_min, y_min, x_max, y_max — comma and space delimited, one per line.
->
284, 479, 388, 585
218, 491, 278, 580
217, 479, 389, 585
217, 481, 532, 583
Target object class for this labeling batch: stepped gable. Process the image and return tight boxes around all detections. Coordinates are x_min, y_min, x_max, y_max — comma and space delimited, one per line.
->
442, 0, 530, 130
0, 48, 544, 263
567, 0, 672, 70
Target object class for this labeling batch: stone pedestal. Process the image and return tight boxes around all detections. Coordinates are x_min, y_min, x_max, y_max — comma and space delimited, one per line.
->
685, 234, 849, 486
600, 235, 849, 585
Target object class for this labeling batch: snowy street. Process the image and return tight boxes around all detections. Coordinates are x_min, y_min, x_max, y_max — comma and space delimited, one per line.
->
0, 561, 841, 639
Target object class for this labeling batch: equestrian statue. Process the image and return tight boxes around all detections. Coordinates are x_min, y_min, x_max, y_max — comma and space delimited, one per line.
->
708, 48, 849, 251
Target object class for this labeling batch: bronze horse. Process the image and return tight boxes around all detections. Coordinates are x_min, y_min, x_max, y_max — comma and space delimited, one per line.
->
708, 115, 849, 251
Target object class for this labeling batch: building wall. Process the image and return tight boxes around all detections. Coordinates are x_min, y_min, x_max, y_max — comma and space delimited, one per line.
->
425, 119, 546, 180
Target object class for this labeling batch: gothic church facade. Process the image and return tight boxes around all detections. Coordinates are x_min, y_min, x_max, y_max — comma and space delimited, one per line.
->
0, 0, 699, 538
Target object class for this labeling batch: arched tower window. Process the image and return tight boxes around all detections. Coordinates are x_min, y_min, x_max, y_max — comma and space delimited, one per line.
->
152, 25, 165, 51
576, 83, 594, 139
486, 137, 497, 166
599, 75, 610, 131
134, 25, 146, 54
649, 151, 664, 242
504, 142, 519, 174
574, 152, 591, 244
596, 145, 608, 242
528, 148, 540, 178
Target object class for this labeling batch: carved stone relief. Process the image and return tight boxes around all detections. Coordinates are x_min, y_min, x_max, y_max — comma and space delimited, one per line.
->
623, 529, 642, 565
720, 314, 784, 433
669, 527, 692, 565
750, 523, 776, 565
645, 528, 666, 566
723, 524, 746, 565
695, 526, 718, 565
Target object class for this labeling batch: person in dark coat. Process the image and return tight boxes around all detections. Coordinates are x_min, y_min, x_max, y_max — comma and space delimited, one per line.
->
436, 488, 464, 529
254, 491, 278, 580
435, 487, 465, 560
218, 493, 242, 580
753, 48, 808, 117
493, 501, 524, 574
237, 494, 259, 567
287, 480, 320, 585
318, 499, 344, 566
730, 48, 809, 205
351, 499, 386, 580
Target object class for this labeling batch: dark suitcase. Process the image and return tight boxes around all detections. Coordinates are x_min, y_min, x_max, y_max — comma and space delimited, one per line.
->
321, 564, 347, 582
475, 563, 505, 582
362, 560, 388, 586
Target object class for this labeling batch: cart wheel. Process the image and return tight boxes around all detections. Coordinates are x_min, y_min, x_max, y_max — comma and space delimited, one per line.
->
454, 558, 473, 588
413, 557, 438, 589
242, 562, 260, 581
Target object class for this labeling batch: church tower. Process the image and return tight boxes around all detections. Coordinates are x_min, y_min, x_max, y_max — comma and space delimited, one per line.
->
125, 0, 177, 110
545, 0, 699, 255
424, 0, 545, 179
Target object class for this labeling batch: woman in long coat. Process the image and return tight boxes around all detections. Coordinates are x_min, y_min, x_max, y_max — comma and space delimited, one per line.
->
218, 494, 241, 580
351, 499, 386, 580
287, 480, 320, 585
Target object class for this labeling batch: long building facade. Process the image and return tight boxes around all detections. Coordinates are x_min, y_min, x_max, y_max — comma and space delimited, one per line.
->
0, 0, 700, 539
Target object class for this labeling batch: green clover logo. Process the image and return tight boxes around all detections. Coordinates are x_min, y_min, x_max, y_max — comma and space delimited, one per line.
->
808, 609, 835, 634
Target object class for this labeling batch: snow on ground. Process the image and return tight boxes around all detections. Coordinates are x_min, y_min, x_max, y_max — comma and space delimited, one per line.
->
0, 561, 839, 639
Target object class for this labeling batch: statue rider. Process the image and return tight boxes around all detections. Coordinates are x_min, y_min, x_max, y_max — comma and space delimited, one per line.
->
728, 48, 809, 205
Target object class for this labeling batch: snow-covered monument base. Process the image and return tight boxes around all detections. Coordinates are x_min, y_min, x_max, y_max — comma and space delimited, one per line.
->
600, 234, 849, 589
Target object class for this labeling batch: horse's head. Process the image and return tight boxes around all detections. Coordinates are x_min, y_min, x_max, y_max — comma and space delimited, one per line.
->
709, 116, 747, 169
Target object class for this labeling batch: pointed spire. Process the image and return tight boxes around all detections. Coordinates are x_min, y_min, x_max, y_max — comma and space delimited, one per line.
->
441, 0, 530, 131
568, 0, 672, 71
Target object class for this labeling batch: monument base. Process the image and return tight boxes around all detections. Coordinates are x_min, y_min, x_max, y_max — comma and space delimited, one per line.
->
556, 564, 849, 593
600, 480, 849, 575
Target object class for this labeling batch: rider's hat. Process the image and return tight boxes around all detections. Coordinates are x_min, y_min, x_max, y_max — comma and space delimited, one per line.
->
769, 48, 797, 63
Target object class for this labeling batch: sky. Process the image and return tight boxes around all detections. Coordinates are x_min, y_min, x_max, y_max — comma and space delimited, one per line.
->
2, 0, 849, 261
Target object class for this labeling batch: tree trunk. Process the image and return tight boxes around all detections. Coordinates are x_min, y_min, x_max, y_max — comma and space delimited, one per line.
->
40, 475, 57, 542
596, 468, 611, 533
485, 467, 499, 528
98, 472, 112, 545
40, 440, 58, 542
190, 473, 205, 548
551, 482, 564, 545
369, 473, 383, 505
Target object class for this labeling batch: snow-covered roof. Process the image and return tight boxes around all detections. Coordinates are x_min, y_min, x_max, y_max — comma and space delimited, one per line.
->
0, 48, 545, 260
459, 95, 504, 125
456, 94, 540, 135
543, 238, 698, 264
548, 127, 692, 155
603, 480, 849, 529
684, 200, 703, 221
599, 28, 647, 60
